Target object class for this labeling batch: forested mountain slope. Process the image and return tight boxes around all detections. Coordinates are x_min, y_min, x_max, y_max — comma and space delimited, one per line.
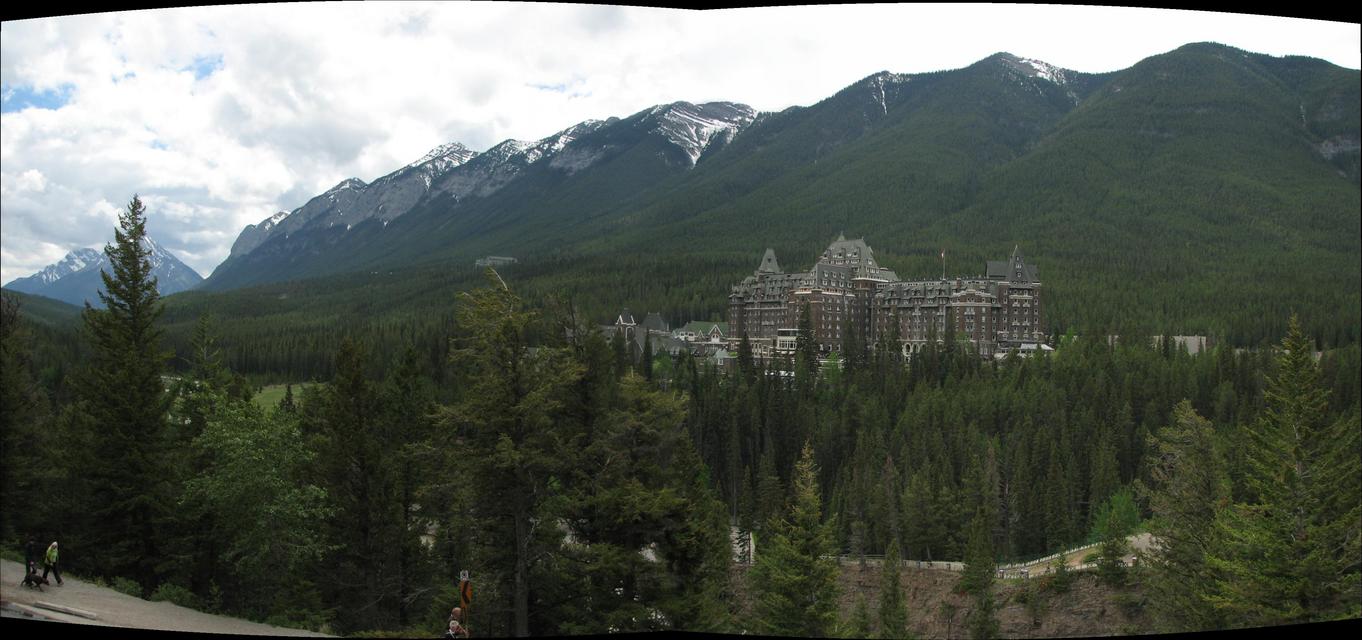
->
173, 42, 1360, 377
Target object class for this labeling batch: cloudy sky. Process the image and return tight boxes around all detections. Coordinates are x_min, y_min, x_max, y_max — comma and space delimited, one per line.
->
1, 4, 1357, 285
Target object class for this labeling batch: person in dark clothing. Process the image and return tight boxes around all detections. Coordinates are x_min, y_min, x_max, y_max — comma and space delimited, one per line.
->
24, 538, 41, 574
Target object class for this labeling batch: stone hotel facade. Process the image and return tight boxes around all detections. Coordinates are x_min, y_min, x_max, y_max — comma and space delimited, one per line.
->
727, 236, 1045, 359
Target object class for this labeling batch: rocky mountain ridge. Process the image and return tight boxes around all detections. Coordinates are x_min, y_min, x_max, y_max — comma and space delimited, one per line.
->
4, 237, 204, 307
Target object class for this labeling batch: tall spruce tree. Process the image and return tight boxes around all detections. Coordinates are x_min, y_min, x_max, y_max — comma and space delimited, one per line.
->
0, 293, 58, 543
877, 542, 909, 639
749, 441, 840, 637
308, 338, 396, 632
842, 593, 872, 639
441, 269, 584, 636
80, 195, 173, 593
558, 374, 730, 633
1205, 317, 1362, 625
1141, 400, 1228, 632
380, 347, 439, 628
961, 511, 998, 640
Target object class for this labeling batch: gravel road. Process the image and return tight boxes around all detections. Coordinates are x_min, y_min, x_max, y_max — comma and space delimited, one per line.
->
0, 558, 330, 636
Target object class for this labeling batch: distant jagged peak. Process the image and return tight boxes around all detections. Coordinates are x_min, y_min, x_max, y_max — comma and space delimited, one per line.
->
29, 247, 104, 284
986, 52, 1071, 85
644, 101, 758, 165
407, 141, 478, 172
851, 70, 911, 115
20, 236, 186, 287
326, 177, 367, 194
484, 139, 534, 162
519, 118, 614, 164
564, 118, 611, 135
857, 70, 909, 86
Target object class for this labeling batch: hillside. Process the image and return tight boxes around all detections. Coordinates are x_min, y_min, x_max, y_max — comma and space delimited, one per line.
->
823, 565, 1153, 638
1, 289, 83, 328
184, 42, 1357, 360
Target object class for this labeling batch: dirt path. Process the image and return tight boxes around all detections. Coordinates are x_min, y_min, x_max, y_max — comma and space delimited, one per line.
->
0, 559, 330, 636
1002, 532, 1155, 577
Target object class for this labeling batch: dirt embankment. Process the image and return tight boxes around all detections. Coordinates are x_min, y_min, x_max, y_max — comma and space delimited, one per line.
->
731, 560, 1154, 638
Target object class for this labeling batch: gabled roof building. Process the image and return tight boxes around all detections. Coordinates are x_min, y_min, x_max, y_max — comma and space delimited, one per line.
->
728, 237, 1045, 359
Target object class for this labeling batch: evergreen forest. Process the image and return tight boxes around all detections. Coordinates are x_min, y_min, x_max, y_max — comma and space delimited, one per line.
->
2, 196, 1358, 636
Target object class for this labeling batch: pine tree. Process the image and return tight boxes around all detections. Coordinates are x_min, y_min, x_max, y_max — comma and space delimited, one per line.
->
380, 347, 438, 628
1087, 426, 1120, 529
558, 374, 730, 633
1094, 496, 1131, 587
640, 332, 654, 380
738, 333, 756, 384
749, 441, 840, 637
842, 593, 872, 639
1140, 400, 1227, 631
441, 270, 585, 636
278, 383, 297, 414
610, 327, 629, 379
79, 195, 174, 593
308, 338, 396, 631
1205, 317, 1362, 625
877, 542, 909, 639
0, 293, 57, 542
168, 313, 233, 596
1042, 440, 1075, 551
961, 511, 998, 640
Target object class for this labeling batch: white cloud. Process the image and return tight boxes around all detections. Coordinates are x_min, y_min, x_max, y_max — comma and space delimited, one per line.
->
2, 4, 1357, 285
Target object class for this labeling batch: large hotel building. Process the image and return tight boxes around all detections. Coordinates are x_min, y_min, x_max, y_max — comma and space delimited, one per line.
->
727, 236, 1045, 359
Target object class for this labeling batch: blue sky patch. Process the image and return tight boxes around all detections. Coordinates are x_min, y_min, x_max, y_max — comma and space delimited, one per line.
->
184, 54, 224, 81
1, 83, 75, 113
527, 80, 590, 98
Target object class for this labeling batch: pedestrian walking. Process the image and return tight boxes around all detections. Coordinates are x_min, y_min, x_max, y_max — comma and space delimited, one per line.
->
42, 541, 63, 586
24, 538, 40, 575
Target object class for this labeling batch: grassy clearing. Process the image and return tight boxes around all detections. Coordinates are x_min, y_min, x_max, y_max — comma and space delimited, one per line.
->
252, 383, 316, 410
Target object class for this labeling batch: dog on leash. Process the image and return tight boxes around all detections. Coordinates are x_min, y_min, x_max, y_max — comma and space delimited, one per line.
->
21, 563, 50, 591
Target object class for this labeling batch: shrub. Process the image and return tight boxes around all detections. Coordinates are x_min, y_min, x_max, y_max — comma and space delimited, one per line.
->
1113, 592, 1147, 618
151, 583, 201, 609
1023, 585, 1047, 627
111, 576, 142, 597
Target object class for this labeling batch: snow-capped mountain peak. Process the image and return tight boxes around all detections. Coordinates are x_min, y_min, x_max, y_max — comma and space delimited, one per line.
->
992, 52, 1070, 86
1017, 57, 1069, 85
27, 247, 103, 285
649, 101, 757, 165
327, 177, 367, 194
5, 238, 203, 306
484, 139, 533, 163
408, 142, 478, 172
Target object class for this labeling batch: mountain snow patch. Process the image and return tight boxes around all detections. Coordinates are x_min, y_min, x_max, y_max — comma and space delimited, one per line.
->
652, 102, 756, 165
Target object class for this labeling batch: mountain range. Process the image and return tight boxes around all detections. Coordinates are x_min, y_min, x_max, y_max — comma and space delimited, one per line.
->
4, 238, 203, 307
9, 42, 1356, 351
188, 42, 1357, 345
